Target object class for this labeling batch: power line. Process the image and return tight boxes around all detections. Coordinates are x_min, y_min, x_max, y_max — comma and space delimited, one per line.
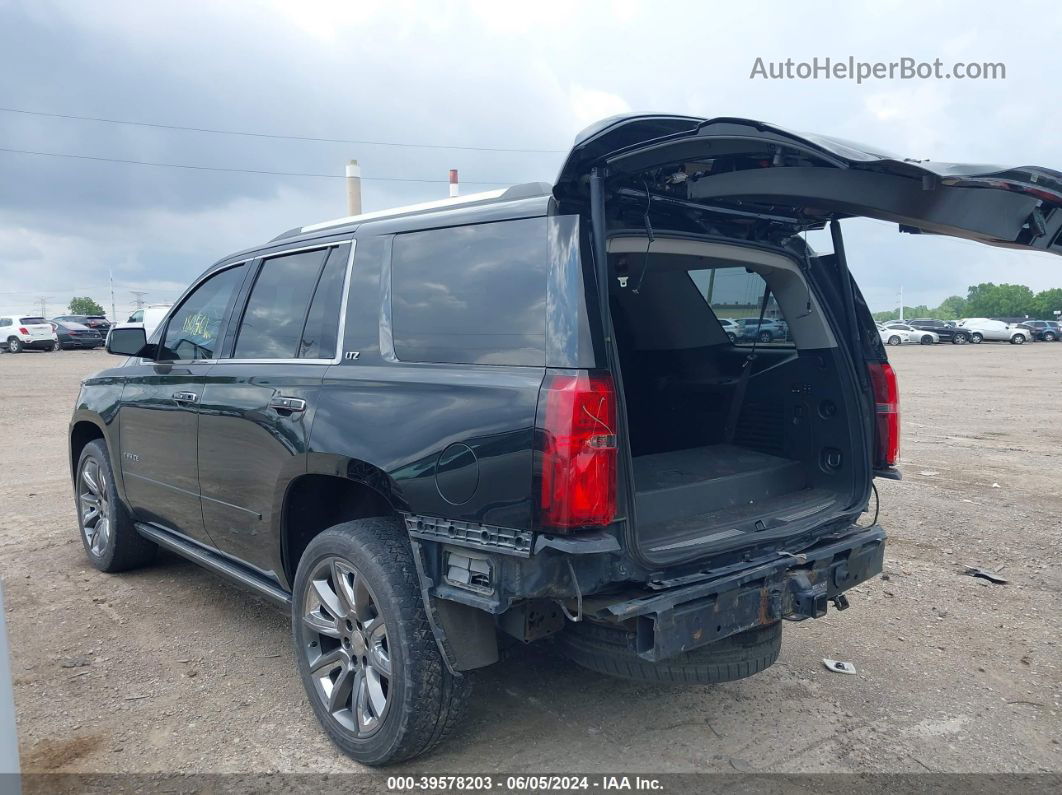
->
0, 106, 565, 154
0, 146, 520, 183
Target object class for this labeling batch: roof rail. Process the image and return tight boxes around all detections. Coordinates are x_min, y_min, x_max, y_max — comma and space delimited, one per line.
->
273, 182, 552, 241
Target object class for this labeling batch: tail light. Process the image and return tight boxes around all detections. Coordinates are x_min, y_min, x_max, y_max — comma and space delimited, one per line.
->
18, 327, 28, 335
537, 370, 617, 530
867, 361, 900, 467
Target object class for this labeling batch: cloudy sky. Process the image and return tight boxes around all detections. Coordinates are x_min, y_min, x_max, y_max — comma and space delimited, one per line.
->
1, 0, 1060, 318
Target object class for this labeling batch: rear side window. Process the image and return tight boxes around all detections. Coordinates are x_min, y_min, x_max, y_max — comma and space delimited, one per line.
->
298, 246, 348, 359
391, 218, 548, 365
234, 249, 329, 360
688, 267, 792, 346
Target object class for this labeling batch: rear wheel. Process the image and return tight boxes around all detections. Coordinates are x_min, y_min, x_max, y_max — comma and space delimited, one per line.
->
292, 518, 472, 766
727, 332, 737, 343
76, 440, 157, 572
887, 335, 902, 346
971, 332, 984, 343
557, 620, 782, 684
7, 337, 22, 353
1011, 334, 1026, 345
49, 340, 61, 352
758, 331, 772, 343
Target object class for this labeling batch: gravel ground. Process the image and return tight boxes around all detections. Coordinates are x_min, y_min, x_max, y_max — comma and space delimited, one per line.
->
2, 345, 1060, 776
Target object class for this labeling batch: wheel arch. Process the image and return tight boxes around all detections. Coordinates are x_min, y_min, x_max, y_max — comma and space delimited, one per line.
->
69, 418, 107, 483
279, 472, 399, 591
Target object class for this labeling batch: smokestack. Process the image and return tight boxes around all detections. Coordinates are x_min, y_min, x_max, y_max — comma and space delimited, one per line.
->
449, 169, 459, 198
346, 159, 362, 216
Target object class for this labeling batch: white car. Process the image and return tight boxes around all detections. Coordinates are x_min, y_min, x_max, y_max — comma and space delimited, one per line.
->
0, 315, 59, 353
718, 317, 739, 342
113, 304, 171, 341
878, 323, 939, 346
956, 318, 1031, 344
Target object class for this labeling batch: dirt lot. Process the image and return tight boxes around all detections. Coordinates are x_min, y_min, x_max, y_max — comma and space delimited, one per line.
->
2, 344, 1060, 776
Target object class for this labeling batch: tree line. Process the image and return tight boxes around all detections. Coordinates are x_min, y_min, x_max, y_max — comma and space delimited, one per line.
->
872, 283, 1062, 322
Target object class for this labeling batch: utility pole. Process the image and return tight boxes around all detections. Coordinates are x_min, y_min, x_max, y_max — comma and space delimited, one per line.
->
449, 169, 459, 198
345, 159, 362, 216
131, 291, 148, 311
110, 269, 117, 321
35, 296, 49, 317
898, 285, 904, 322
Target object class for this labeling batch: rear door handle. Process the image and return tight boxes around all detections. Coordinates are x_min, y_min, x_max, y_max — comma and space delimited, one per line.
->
270, 396, 306, 413
172, 391, 199, 404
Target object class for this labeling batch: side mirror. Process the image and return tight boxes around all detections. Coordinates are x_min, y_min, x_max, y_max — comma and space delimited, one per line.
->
106, 326, 150, 357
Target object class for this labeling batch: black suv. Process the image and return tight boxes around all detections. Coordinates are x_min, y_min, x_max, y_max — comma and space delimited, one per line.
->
906, 318, 973, 344
71, 115, 1061, 765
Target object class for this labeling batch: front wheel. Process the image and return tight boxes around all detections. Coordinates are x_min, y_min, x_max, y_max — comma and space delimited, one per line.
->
76, 440, 157, 571
1043, 332, 1056, 342
952, 333, 969, 345
758, 331, 772, 343
7, 337, 22, 353
292, 518, 472, 766
970, 332, 984, 343
727, 332, 737, 343
920, 335, 935, 345
887, 335, 902, 346
1011, 334, 1026, 345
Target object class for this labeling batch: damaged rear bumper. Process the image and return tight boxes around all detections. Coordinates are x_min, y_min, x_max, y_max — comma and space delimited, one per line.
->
592, 525, 885, 662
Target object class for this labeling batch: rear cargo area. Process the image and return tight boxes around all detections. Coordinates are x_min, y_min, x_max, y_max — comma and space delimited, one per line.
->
609, 237, 867, 565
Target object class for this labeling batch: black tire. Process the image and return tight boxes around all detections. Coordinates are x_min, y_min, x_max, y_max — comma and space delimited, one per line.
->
727, 332, 737, 343
970, 332, 984, 343
557, 619, 782, 684
920, 334, 934, 345
48, 340, 61, 352
291, 518, 472, 766
1011, 334, 1026, 345
758, 331, 772, 343
887, 335, 902, 346
952, 333, 969, 345
1044, 332, 1057, 342
75, 440, 157, 572
7, 337, 23, 353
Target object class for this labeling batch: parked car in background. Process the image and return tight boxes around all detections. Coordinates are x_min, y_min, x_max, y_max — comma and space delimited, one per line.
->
50, 320, 104, 350
881, 323, 939, 345
956, 318, 1031, 344
733, 317, 788, 342
117, 304, 171, 340
1, 316, 59, 352
718, 317, 739, 342
905, 318, 973, 345
53, 314, 112, 334
1020, 320, 1060, 341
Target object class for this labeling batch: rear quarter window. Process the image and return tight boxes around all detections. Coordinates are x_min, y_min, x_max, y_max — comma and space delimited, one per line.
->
391, 217, 548, 365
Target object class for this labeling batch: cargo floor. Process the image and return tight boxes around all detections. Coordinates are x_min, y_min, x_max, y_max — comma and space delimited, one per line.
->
632, 444, 837, 557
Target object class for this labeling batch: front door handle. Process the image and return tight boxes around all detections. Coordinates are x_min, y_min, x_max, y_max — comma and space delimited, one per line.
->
270, 396, 306, 413
172, 391, 199, 404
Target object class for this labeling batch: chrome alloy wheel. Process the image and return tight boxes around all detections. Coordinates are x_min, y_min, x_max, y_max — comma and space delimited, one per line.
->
78, 458, 111, 557
301, 556, 391, 737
